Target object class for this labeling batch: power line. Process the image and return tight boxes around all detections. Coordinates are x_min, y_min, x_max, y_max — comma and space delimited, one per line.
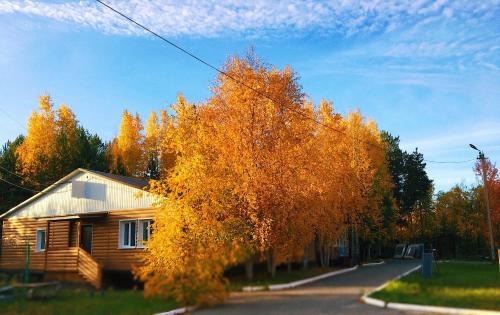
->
0, 165, 26, 181
0, 0, 467, 170
0, 177, 39, 193
425, 159, 475, 164
0, 165, 62, 188
0, 106, 27, 132
96, 0, 478, 167
95, 0, 388, 151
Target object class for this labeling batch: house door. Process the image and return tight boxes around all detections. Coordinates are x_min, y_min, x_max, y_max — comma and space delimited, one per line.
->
80, 224, 93, 254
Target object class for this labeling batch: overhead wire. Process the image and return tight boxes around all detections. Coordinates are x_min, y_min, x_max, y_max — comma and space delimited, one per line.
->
0, 106, 27, 131
95, 0, 387, 150
0, 1, 479, 194
425, 159, 475, 164
95, 0, 478, 167
0, 177, 39, 193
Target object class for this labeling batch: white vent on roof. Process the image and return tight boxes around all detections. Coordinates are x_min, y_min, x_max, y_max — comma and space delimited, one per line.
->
71, 181, 86, 198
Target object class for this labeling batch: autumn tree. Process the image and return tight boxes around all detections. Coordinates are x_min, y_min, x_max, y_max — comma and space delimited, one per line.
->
144, 112, 161, 179
433, 185, 486, 258
16, 95, 58, 186
136, 96, 247, 305
137, 52, 395, 306
16, 95, 109, 188
109, 110, 144, 176
474, 158, 500, 248
137, 53, 317, 303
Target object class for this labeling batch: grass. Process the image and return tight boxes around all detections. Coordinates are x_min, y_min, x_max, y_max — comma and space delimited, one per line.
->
371, 261, 500, 311
227, 266, 338, 291
0, 288, 178, 315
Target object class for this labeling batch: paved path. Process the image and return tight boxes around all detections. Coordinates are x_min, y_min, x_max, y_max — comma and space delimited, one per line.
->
196, 260, 422, 315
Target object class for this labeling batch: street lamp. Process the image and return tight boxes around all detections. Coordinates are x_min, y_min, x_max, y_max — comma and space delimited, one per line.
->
470, 144, 496, 262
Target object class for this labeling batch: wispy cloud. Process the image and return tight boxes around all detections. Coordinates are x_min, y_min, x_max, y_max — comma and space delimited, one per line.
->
0, 0, 498, 38
401, 127, 500, 154
298, 1, 500, 90
400, 126, 500, 192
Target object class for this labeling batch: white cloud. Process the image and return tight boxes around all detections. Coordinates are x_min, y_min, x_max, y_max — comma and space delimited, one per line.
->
0, 0, 498, 38
401, 126, 500, 154
400, 126, 500, 192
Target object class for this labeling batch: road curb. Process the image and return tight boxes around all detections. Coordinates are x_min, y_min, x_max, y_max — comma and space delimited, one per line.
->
241, 265, 359, 292
361, 260, 385, 266
155, 306, 196, 315
241, 285, 267, 292
360, 264, 500, 315
156, 266, 360, 313
267, 265, 359, 291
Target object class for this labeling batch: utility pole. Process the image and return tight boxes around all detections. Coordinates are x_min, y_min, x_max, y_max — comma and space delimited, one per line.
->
470, 144, 496, 262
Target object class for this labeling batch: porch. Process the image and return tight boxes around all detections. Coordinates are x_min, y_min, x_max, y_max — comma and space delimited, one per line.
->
38, 212, 107, 289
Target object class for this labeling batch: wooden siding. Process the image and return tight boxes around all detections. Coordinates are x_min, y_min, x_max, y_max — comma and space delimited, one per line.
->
0, 218, 48, 271
48, 221, 70, 249
91, 209, 154, 271
0, 209, 155, 273
46, 248, 78, 272
8, 171, 155, 219
69, 221, 79, 247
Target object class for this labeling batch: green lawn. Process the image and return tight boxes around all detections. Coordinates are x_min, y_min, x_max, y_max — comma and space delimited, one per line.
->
371, 261, 500, 311
0, 288, 178, 315
228, 266, 338, 291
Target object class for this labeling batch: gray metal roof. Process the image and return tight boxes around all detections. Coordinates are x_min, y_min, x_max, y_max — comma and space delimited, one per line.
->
0, 168, 151, 219
89, 170, 149, 189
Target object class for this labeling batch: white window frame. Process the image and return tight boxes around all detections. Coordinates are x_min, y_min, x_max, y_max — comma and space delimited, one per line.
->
35, 228, 46, 252
118, 220, 137, 249
137, 219, 153, 248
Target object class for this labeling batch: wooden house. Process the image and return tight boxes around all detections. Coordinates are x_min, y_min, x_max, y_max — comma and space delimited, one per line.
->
0, 169, 155, 289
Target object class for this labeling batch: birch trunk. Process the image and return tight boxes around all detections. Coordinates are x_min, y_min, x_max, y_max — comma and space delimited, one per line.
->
245, 258, 254, 281
266, 250, 276, 278
302, 244, 309, 270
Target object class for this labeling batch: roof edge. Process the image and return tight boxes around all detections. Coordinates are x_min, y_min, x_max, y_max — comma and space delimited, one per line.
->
0, 168, 86, 219
0, 169, 152, 220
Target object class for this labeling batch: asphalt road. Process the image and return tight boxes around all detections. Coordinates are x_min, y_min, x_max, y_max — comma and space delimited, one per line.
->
196, 260, 422, 315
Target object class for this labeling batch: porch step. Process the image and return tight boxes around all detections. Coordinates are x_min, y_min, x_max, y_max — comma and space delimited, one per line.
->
45, 247, 102, 289
76, 248, 103, 290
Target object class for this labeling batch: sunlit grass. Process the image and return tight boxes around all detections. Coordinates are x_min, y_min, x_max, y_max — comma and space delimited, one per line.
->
0, 288, 177, 315
371, 261, 500, 311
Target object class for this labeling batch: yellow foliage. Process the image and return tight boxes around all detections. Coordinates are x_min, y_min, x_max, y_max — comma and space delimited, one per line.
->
16, 95, 79, 184
137, 53, 393, 306
109, 110, 144, 176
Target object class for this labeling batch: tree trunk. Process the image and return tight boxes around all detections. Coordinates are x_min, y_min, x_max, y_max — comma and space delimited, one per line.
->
245, 257, 254, 281
319, 243, 325, 267
324, 244, 331, 267
356, 231, 360, 265
302, 244, 309, 270
287, 260, 292, 273
266, 250, 276, 278
315, 234, 322, 267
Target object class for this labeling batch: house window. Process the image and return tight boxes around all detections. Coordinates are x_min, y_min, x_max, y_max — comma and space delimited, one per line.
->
119, 220, 136, 248
35, 229, 46, 252
138, 219, 153, 248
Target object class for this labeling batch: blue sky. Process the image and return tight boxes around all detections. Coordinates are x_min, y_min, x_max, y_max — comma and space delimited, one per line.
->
0, 0, 499, 192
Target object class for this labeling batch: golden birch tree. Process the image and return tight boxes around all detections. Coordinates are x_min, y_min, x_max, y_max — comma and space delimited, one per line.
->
109, 110, 144, 176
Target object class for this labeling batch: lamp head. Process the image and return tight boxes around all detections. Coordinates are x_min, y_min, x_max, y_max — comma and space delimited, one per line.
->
469, 144, 479, 151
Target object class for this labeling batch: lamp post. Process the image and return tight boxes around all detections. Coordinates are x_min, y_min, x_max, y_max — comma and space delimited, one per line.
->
469, 144, 496, 262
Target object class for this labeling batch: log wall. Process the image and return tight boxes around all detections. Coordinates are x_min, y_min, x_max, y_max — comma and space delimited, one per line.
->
0, 209, 154, 273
